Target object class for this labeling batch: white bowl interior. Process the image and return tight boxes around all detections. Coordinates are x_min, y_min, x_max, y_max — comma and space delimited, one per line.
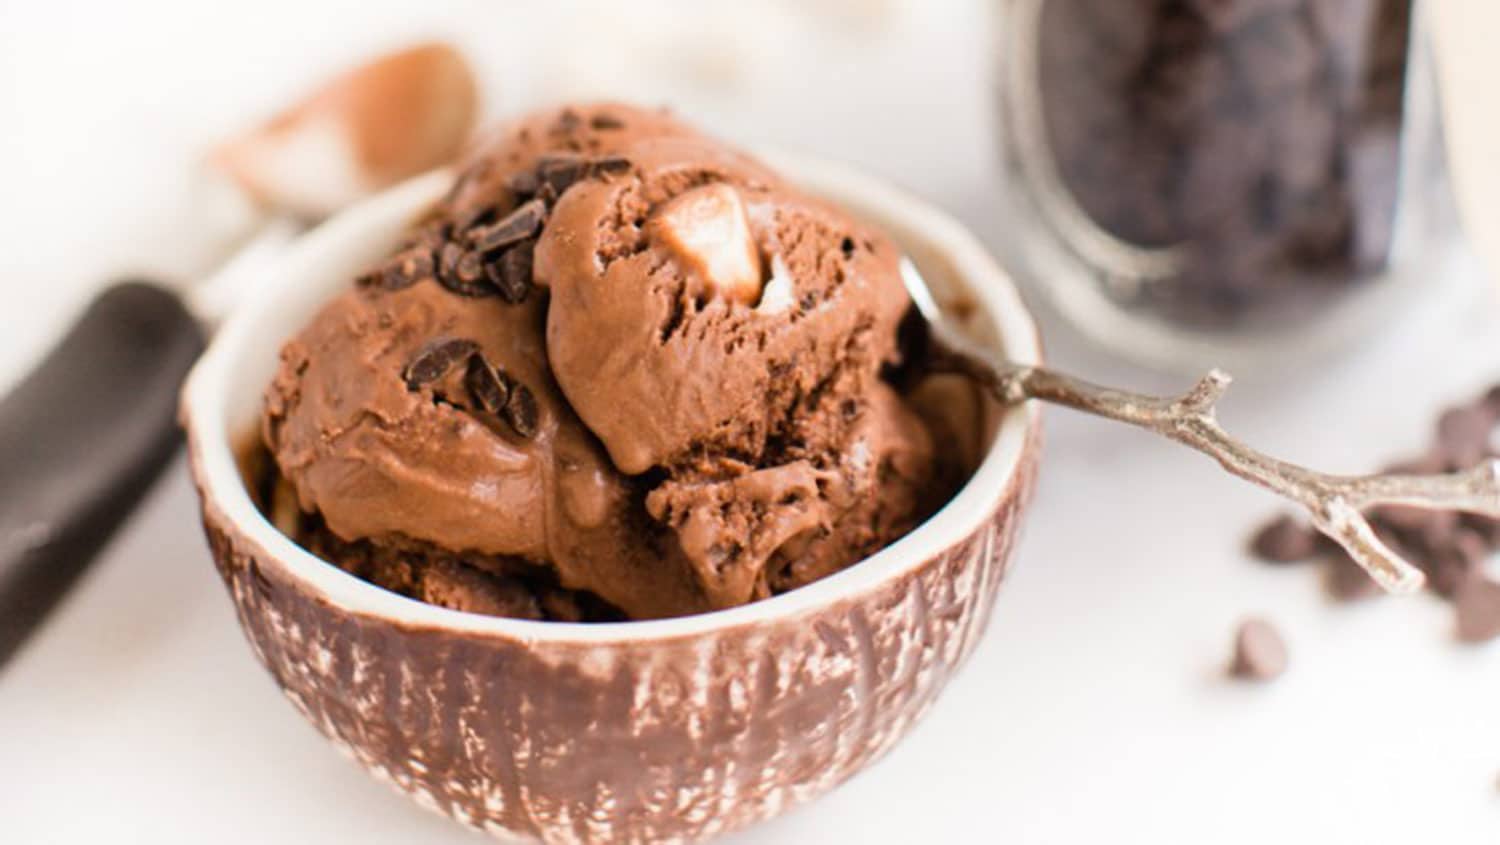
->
183, 152, 1042, 642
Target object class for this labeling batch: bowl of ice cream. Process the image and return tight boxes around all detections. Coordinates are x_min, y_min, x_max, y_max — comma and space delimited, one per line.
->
181, 104, 1042, 843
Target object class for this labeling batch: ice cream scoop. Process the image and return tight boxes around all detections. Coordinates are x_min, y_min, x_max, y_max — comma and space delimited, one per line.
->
0, 43, 478, 667
260, 104, 947, 620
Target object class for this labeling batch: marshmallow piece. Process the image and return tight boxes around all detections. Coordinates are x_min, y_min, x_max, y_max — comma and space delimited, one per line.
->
650, 184, 763, 305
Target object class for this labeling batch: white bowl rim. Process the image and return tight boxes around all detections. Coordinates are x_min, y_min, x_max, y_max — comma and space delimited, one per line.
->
181, 149, 1043, 644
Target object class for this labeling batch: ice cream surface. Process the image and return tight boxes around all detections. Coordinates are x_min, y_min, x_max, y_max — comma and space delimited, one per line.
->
262, 103, 952, 620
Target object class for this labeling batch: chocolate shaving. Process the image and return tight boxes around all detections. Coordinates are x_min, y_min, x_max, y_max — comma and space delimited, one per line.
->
464, 354, 511, 414
538, 153, 586, 195
438, 242, 497, 298
403, 338, 480, 390
589, 113, 625, 130
489, 240, 535, 304
503, 383, 539, 438
505, 170, 540, 197
472, 199, 546, 255
589, 154, 632, 176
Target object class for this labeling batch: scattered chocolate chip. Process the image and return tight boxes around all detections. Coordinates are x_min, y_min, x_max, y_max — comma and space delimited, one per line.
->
489, 240, 535, 304
589, 154, 632, 176
403, 338, 480, 390
1455, 578, 1500, 643
1428, 530, 1491, 599
840, 236, 856, 258
1250, 380, 1500, 643
1325, 555, 1384, 601
464, 354, 510, 414
1463, 512, 1500, 547
1229, 617, 1288, 681
555, 109, 582, 132
1485, 385, 1500, 418
503, 382, 539, 438
505, 170, 540, 197
1249, 513, 1323, 562
538, 153, 587, 194
472, 199, 547, 255
589, 113, 625, 130
1437, 405, 1497, 468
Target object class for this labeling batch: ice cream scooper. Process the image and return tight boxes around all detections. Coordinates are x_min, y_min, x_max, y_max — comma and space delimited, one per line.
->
0, 43, 477, 667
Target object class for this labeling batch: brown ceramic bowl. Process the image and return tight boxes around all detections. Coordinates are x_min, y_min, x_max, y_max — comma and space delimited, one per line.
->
181, 154, 1043, 843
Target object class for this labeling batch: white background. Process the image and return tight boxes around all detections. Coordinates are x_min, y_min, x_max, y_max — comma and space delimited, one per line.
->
2, 1, 1499, 843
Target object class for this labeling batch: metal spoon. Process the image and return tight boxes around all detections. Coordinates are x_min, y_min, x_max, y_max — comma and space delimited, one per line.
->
0, 43, 477, 667
900, 258, 1500, 596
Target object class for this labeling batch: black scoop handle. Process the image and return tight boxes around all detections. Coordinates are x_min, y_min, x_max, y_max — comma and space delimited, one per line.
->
0, 282, 204, 667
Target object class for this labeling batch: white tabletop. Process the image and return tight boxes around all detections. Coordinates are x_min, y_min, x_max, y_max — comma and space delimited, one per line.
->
3, 2, 1500, 843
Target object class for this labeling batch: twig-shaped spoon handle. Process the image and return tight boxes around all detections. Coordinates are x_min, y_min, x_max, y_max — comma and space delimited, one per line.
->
902, 260, 1500, 594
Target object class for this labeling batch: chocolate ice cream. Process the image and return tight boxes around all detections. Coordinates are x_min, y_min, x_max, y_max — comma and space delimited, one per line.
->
261, 104, 954, 621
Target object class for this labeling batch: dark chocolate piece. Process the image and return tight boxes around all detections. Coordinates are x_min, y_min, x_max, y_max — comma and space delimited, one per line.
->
503, 383, 540, 438
464, 355, 511, 415
403, 338, 480, 390
538, 153, 587, 195
1230, 617, 1288, 681
473, 199, 547, 256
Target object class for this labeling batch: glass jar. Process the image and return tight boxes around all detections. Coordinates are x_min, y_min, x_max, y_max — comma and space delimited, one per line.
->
995, 0, 1456, 371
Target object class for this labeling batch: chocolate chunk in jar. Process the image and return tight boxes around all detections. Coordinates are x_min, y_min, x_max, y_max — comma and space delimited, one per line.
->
1030, 0, 1414, 330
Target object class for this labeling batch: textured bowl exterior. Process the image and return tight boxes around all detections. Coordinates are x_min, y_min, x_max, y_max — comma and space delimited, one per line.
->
190, 434, 1037, 844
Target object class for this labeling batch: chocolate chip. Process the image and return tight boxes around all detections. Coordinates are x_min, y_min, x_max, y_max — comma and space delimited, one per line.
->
464, 354, 510, 414
1427, 529, 1491, 599
589, 113, 625, 130
1437, 405, 1496, 468
538, 153, 586, 194
1484, 385, 1500, 418
1325, 554, 1384, 602
505, 170, 540, 197
503, 383, 539, 438
1229, 617, 1288, 681
403, 338, 480, 390
1250, 380, 1500, 642
589, 154, 632, 176
472, 199, 546, 255
1455, 578, 1500, 643
489, 240, 535, 304
1028, 0, 1413, 329
555, 109, 582, 132
1248, 513, 1322, 562
840, 236, 856, 258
